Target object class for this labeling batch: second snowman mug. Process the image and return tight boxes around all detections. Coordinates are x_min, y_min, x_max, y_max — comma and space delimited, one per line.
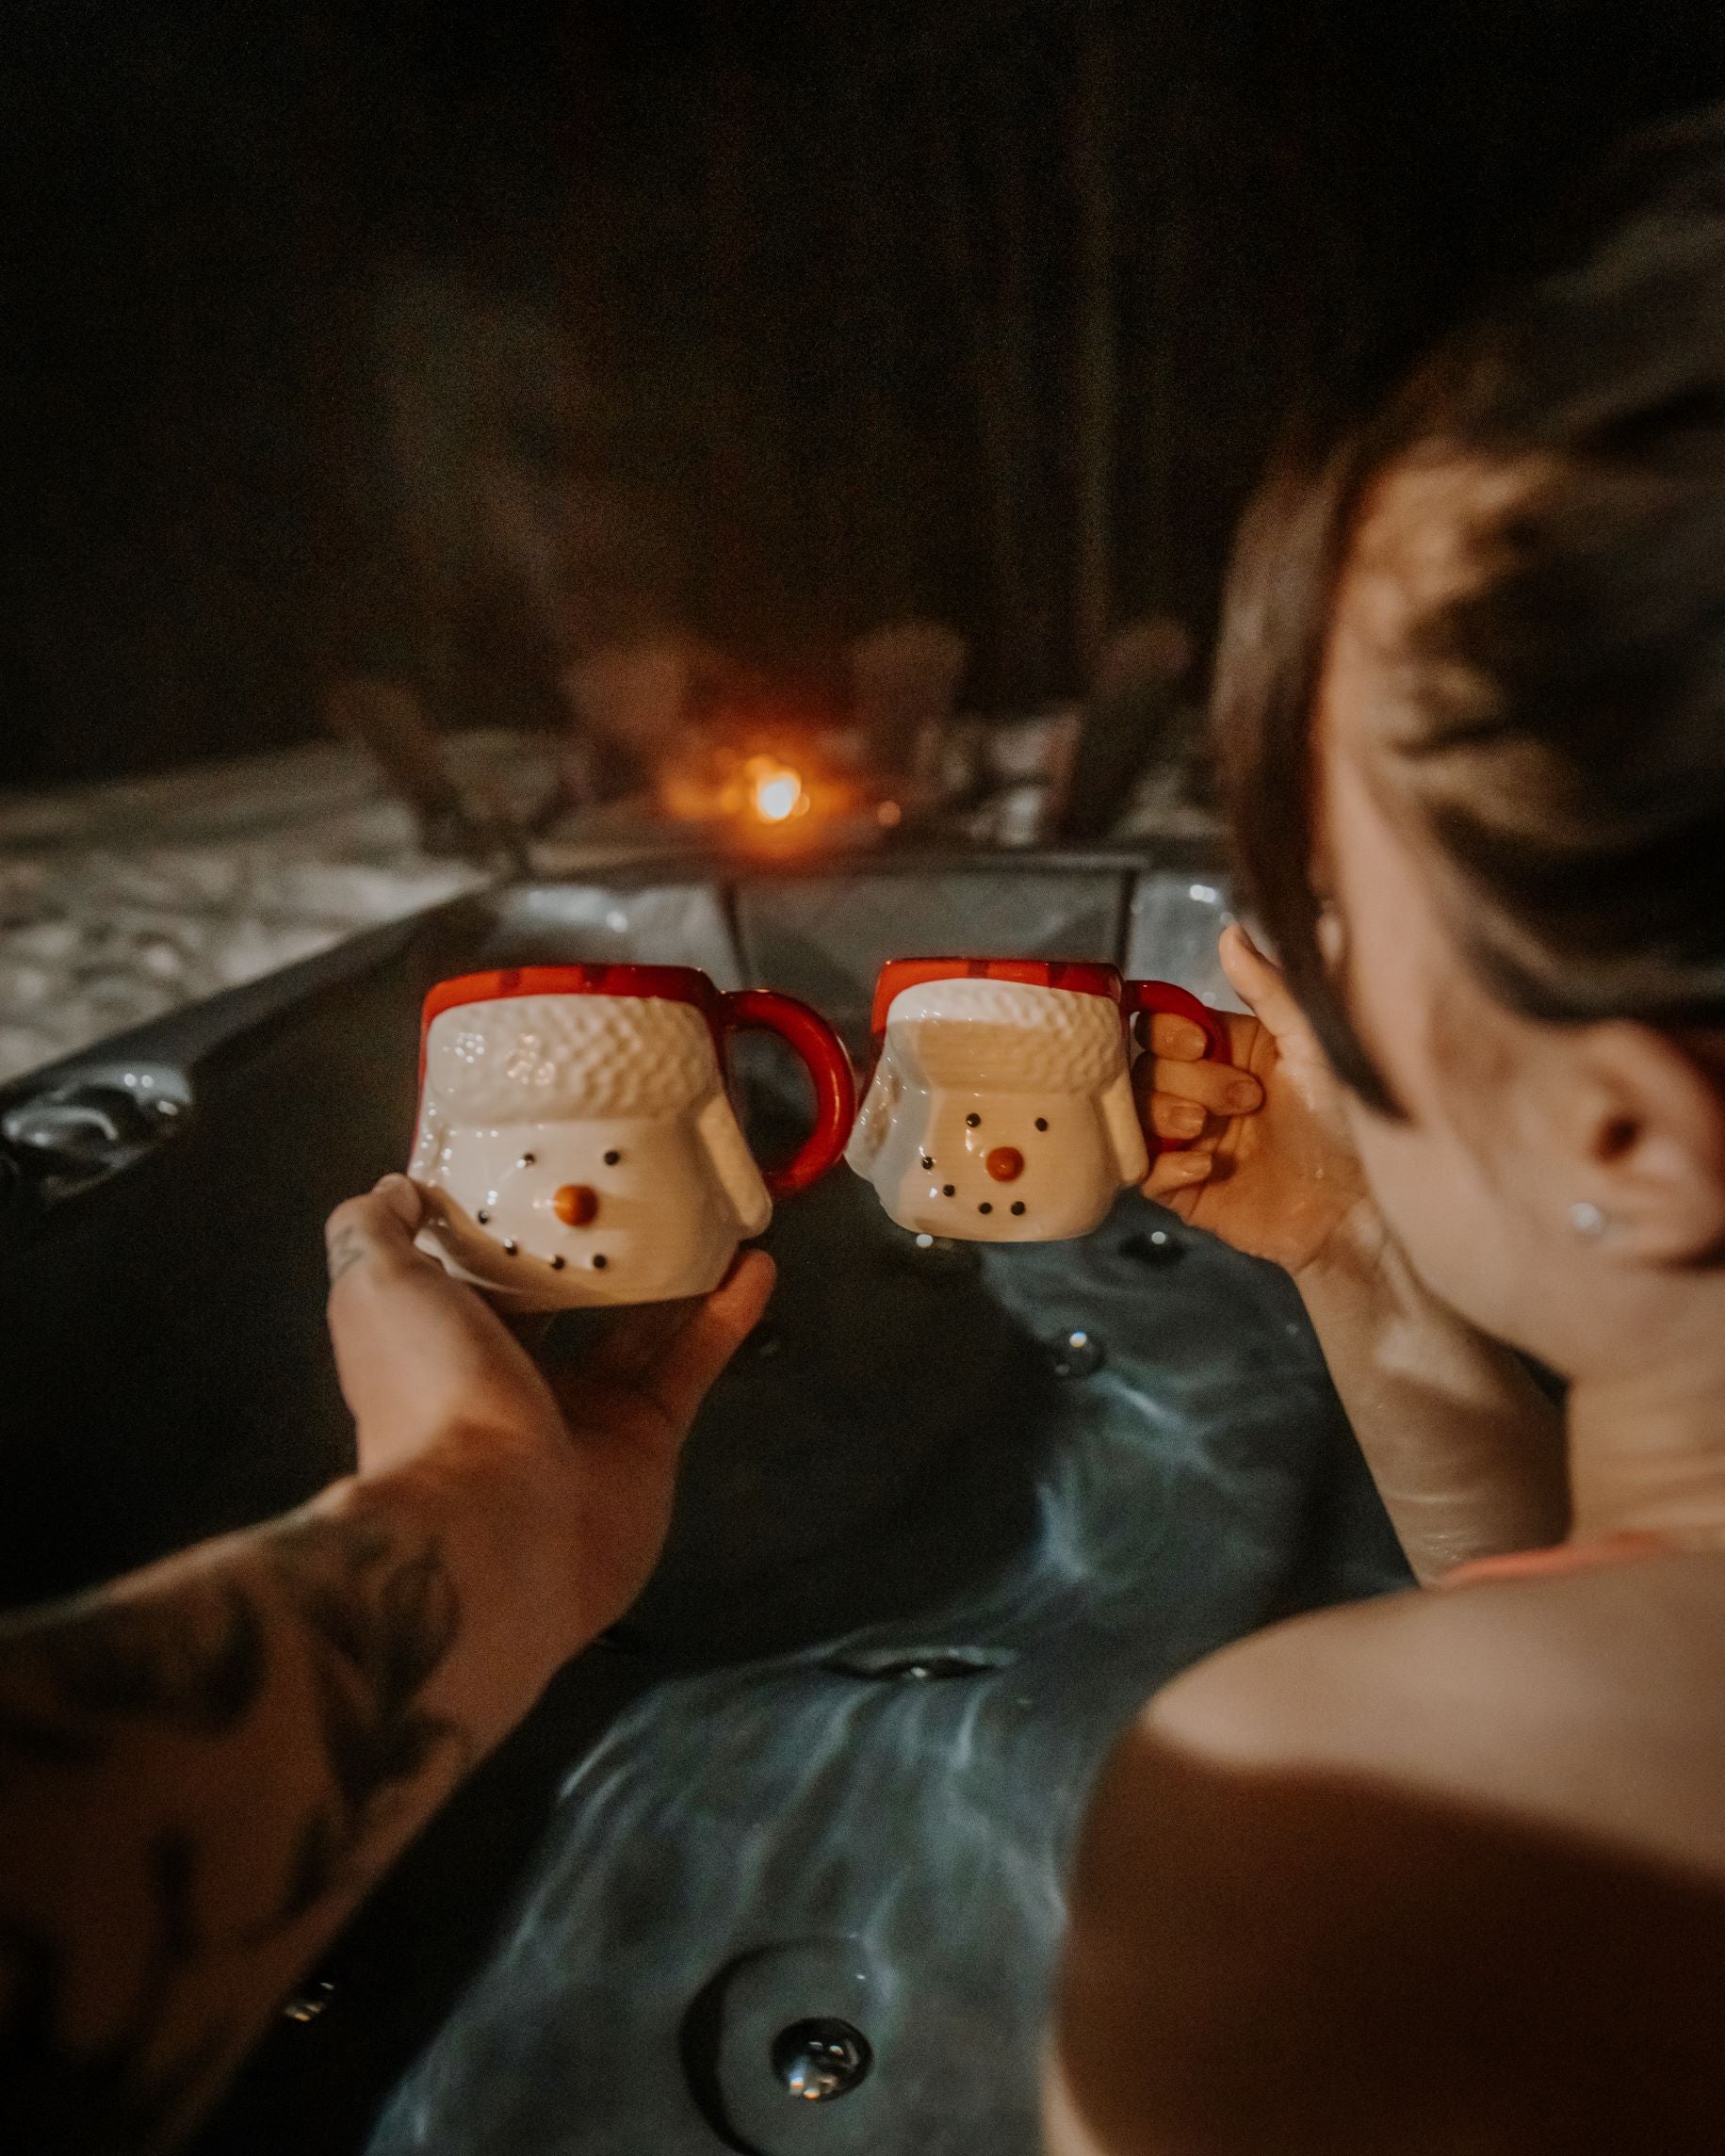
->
845, 956, 1231, 1241
408, 965, 855, 1309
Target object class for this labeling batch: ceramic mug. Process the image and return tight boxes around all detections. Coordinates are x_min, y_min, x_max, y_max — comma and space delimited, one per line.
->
409, 964, 856, 1308
845, 956, 1230, 1241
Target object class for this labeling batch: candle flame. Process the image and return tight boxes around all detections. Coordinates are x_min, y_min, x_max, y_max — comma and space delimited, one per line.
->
747, 758, 806, 824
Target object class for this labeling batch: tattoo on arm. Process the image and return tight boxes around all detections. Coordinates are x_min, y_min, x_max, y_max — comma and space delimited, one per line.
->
0, 1833, 231, 2156
0, 1511, 465, 2153
28, 1582, 268, 1734
260, 1515, 464, 1927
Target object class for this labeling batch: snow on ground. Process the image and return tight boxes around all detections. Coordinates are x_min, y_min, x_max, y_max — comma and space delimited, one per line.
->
0, 734, 555, 1088
0, 722, 1221, 1092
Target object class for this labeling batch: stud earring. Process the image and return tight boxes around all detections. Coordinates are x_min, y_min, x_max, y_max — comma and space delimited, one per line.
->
1570, 1200, 1609, 1239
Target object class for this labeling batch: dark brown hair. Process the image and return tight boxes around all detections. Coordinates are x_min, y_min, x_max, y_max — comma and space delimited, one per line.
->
1216, 106, 1725, 1113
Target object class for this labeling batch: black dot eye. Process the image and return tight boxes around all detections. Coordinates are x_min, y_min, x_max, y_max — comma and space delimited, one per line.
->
604, 1149, 622, 1166
1034, 1118, 1049, 1132
550, 1255, 566, 1270
519, 1152, 536, 1166
978, 1202, 993, 1214
502, 1239, 518, 1256
477, 1209, 490, 1224
1010, 1201, 1026, 1216
592, 1254, 609, 1270
921, 1155, 934, 1171
966, 1112, 981, 1128
942, 1183, 955, 1197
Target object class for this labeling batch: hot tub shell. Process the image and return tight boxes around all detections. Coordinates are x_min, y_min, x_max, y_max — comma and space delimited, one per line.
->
0, 848, 1408, 2155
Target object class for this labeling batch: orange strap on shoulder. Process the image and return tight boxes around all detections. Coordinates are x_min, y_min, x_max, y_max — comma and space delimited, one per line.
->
1439, 1531, 1672, 1590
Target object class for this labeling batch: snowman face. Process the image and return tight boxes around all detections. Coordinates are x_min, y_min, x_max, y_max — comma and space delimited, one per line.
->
410, 992, 772, 1308
845, 977, 1151, 1242
871, 1089, 1121, 1240
412, 1110, 758, 1306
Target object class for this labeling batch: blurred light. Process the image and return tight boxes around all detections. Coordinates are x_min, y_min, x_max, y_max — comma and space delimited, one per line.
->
875, 799, 903, 828
744, 755, 808, 824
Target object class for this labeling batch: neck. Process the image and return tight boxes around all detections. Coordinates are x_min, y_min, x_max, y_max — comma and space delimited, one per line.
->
1567, 1289, 1725, 1548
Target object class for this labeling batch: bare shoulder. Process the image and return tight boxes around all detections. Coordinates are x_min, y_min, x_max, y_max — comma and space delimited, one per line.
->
1051, 1556, 1725, 2155
1145, 1548, 1725, 1879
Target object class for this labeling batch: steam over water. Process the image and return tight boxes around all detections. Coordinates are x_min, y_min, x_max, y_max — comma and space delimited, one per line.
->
370, 1194, 1406, 2155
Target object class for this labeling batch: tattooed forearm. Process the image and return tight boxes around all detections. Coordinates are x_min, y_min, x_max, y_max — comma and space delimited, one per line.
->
0, 1583, 266, 1799
258, 1516, 464, 1927
0, 1827, 236, 2156
0, 1508, 465, 2154
21, 1583, 267, 1736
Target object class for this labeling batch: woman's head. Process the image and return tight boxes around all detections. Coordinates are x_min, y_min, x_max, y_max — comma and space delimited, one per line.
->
1218, 108, 1725, 1371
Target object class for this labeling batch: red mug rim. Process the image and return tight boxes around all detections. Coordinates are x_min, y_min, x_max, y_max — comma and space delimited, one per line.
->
422, 965, 718, 1031
418, 966, 724, 1088
869, 957, 1122, 1038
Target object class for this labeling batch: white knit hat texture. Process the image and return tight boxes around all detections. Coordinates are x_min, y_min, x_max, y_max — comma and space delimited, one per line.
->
883, 977, 1124, 1093
423, 993, 720, 1122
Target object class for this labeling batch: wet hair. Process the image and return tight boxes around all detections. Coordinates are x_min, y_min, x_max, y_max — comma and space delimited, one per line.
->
1217, 106, 1725, 1114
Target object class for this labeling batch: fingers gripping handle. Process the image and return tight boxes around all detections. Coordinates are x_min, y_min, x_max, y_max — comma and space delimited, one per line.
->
721, 989, 857, 1198
1121, 977, 1232, 1161
1122, 976, 1232, 1064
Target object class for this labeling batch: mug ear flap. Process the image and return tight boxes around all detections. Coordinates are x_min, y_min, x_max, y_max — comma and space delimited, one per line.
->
844, 1051, 903, 1173
408, 1102, 444, 1181
695, 1093, 773, 1236
1100, 1069, 1150, 1187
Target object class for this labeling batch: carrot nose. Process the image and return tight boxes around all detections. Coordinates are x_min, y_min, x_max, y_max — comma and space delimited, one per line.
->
985, 1146, 1025, 1182
553, 1183, 599, 1226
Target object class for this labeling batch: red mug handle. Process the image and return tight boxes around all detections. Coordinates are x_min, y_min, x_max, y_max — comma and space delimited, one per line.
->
1120, 978, 1233, 1160
719, 989, 858, 1198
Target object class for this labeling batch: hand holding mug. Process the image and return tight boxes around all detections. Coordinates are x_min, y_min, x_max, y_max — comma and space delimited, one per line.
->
847, 956, 1231, 1241
326, 1174, 776, 1644
1134, 922, 1373, 1275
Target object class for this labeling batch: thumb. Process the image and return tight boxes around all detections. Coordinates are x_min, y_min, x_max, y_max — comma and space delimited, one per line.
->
325, 1174, 430, 1288
1218, 922, 1310, 1046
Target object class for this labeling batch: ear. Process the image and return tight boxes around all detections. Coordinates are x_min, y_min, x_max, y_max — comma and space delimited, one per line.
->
695, 1093, 773, 1237
1573, 1023, 1725, 1264
1100, 1068, 1151, 1187
408, 1103, 443, 1181
845, 1057, 901, 1172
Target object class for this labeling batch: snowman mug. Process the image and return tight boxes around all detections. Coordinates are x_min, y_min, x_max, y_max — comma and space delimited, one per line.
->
408, 965, 856, 1309
845, 956, 1230, 1242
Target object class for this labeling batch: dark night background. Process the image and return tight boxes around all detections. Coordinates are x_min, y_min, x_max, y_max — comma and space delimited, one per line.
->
5, 0, 1725, 788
